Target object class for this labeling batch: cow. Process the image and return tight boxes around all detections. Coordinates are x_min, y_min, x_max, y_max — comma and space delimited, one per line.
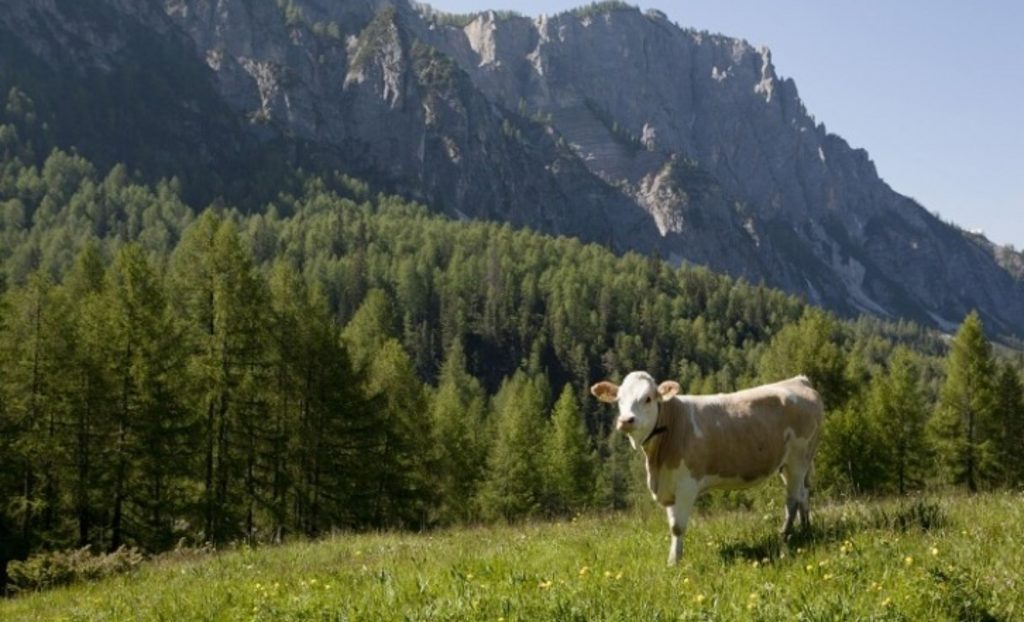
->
591, 372, 824, 565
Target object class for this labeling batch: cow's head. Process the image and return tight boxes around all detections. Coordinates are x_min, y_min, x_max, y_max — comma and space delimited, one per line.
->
591, 371, 680, 445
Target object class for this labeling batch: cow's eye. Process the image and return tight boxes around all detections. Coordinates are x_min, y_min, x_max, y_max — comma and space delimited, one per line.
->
645, 396, 652, 404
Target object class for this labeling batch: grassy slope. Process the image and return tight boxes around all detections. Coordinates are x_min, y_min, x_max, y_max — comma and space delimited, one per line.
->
2, 492, 1022, 621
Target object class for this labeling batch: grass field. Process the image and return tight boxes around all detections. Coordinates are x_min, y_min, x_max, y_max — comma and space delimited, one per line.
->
2, 491, 1022, 621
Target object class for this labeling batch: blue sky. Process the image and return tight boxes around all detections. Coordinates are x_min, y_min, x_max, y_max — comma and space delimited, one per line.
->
423, 0, 1024, 248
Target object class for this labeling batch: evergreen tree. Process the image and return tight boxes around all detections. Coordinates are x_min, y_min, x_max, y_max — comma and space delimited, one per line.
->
268, 263, 371, 535
759, 308, 849, 408
340, 288, 397, 371
993, 361, 1024, 486
867, 346, 932, 494
429, 339, 487, 524
595, 431, 639, 511
541, 384, 596, 515
63, 243, 111, 547
932, 312, 999, 492
478, 370, 548, 521
0, 274, 74, 548
343, 293, 435, 528
818, 399, 890, 494
360, 340, 435, 528
103, 244, 193, 549
170, 213, 272, 542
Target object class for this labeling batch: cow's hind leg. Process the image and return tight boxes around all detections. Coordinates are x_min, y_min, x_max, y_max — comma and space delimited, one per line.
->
779, 462, 809, 538
797, 463, 813, 531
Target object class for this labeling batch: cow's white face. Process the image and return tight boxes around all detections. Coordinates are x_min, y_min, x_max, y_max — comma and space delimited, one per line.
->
591, 371, 680, 446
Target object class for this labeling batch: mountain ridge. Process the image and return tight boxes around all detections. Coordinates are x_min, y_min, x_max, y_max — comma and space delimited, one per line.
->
2, 0, 1022, 337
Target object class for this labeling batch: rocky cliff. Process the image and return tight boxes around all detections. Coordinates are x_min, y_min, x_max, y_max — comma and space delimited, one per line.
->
2, 0, 1022, 336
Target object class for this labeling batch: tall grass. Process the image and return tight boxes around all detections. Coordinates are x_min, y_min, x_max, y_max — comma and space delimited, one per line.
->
3, 492, 1022, 621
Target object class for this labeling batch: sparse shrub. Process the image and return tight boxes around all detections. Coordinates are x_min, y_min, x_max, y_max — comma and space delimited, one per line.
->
862, 497, 946, 532
7, 545, 145, 593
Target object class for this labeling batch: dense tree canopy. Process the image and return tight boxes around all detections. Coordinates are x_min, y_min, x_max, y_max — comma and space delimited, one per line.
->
1, 121, 1022, 592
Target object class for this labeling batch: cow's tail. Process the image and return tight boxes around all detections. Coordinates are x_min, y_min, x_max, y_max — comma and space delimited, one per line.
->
805, 420, 822, 496
804, 459, 815, 495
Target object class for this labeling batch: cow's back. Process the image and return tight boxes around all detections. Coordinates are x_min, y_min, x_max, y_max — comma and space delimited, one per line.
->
651, 376, 823, 484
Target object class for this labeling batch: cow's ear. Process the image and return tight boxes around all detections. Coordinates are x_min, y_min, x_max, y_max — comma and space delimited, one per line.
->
657, 381, 680, 402
591, 381, 619, 403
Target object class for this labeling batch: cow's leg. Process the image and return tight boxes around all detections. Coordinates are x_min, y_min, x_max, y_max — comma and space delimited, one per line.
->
797, 464, 812, 531
666, 478, 699, 566
797, 457, 816, 531
780, 463, 808, 537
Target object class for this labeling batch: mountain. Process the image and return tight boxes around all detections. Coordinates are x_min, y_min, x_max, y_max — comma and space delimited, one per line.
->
2, 0, 1022, 337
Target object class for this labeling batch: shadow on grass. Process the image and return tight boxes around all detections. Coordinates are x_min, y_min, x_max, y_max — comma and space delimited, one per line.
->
717, 497, 947, 565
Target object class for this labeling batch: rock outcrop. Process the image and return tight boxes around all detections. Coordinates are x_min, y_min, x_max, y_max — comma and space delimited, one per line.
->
3, 0, 1022, 336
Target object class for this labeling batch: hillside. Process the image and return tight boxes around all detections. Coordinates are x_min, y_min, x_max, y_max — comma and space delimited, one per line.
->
0, 0, 1022, 335
2, 493, 1022, 620
3, 0, 1024, 606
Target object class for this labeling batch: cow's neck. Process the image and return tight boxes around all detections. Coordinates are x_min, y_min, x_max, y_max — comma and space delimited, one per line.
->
641, 400, 668, 447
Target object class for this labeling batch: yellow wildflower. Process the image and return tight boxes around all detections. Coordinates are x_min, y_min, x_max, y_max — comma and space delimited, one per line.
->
538, 580, 553, 590
904, 556, 914, 567
881, 597, 892, 608
694, 593, 706, 604
579, 566, 590, 577
930, 547, 939, 557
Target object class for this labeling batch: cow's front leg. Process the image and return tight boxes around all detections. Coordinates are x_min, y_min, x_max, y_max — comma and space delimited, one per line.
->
666, 478, 700, 566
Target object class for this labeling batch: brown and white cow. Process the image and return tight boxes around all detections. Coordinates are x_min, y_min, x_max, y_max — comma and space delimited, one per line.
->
591, 372, 824, 565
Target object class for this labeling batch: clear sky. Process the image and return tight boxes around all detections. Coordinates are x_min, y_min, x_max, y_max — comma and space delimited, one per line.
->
423, 0, 1024, 248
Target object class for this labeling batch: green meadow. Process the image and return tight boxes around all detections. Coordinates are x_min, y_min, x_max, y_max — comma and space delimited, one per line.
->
3, 491, 1021, 621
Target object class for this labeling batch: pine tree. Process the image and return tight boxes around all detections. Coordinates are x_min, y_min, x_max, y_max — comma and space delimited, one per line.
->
63, 243, 111, 547
541, 384, 596, 515
342, 293, 435, 528
759, 308, 849, 407
478, 370, 547, 521
268, 263, 371, 535
595, 431, 639, 511
103, 244, 193, 549
818, 399, 890, 494
867, 347, 932, 494
340, 289, 397, 371
993, 361, 1024, 486
0, 274, 74, 547
932, 312, 999, 492
0, 282, 19, 593
170, 213, 272, 542
429, 339, 487, 524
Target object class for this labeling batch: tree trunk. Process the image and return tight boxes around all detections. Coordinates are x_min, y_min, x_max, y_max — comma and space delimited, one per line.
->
111, 420, 127, 550
966, 408, 977, 493
204, 399, 215, 540
76, 382, 91, 546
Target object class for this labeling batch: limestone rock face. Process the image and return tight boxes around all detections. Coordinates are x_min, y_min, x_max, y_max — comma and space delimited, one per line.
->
4, 0, 1023, 336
